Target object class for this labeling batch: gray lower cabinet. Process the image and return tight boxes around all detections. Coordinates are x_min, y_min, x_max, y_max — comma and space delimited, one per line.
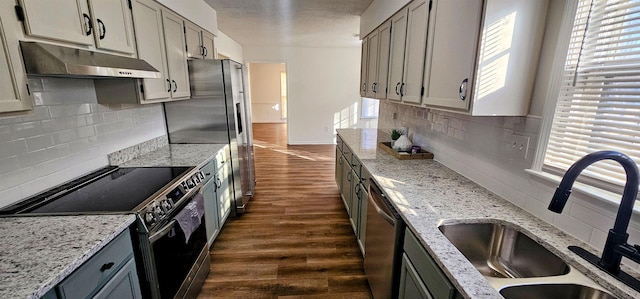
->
400, 228, 462, 299
200, 151, 232, 246
53, 229, 142, 299
203, 173, 220, 245
334, 140, 368, 256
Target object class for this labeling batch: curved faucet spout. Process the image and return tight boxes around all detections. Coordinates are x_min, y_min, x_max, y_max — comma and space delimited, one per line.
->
548, 150, 639, 274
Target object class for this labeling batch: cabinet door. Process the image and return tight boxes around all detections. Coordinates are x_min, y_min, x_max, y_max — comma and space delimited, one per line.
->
92, 259, 142, 299
387, 8, 408, 101
162, 10, 191, 99
0, 4, 32, 113
375, 20, 391, 100
131, 0, 170, 101
203, 178, 220, 245
349, 169, 360, 234
423, 0, 482, 110
357, 183, 368, 254
202, 31, 215, 60
335, 148, 342, 189
217, 164, 232, 226
365, 31, 379, 99
88, 0, 136, 54
340, 156, 352, 215
360, 38, 368, 96
184, 21, 203, 59
399, 254, 433, 299
401, 0, 429, 104
19, 0, 93, 46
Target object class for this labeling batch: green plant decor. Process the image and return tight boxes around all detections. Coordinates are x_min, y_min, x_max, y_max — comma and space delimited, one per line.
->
391, 129, 402, 140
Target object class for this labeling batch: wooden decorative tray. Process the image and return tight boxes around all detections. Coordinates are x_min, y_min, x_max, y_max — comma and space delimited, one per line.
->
378, 142, 434, 160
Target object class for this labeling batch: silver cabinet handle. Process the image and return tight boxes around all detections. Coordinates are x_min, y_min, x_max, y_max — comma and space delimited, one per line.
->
362, 82, 366, 92
395, 82, 401, 95
372, 82, 377, 93
172, 80, 177, 93
166, 79, 171, 92
459, 78, 469, 101
400, 83, 405, 96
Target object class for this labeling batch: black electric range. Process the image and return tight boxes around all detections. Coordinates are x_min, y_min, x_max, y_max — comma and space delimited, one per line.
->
0, 165, 211, 299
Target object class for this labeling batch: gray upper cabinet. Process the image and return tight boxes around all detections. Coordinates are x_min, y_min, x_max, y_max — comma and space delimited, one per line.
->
87, 0, 137, 54
400, 0, 429, 104
362, 20, 391, 100
365, 29, 379, 99
360, 38, 368, 96
386, 7, 408, 102
18, 0, 136, 55
185, 20, 215, 60
423, 0, 483, 110
422, 0, 548, 116
0, 1, 32, 114
130, 0, 190, 103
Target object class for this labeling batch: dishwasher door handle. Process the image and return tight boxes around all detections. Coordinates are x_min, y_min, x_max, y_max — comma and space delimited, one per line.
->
369, 182, 396, 226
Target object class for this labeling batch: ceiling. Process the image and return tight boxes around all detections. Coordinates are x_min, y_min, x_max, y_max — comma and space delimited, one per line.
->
204, 0, 373, 48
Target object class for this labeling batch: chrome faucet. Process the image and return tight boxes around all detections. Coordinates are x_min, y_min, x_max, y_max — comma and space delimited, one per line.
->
548, 150, 640, 275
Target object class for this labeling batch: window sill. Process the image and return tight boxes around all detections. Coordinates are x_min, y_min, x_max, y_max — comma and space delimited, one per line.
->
525, 169, 640, 215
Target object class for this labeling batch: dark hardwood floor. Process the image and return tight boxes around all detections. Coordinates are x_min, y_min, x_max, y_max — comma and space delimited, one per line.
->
197, 123, 373, 298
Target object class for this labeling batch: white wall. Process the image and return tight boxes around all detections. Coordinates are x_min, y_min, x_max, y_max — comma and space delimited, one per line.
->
0, 78, 166, 208
157, 0, 218, 35
249, 63, 286, 123
243, 46, 362, 144
360, 0, 411, 37
215, 31, 244, 62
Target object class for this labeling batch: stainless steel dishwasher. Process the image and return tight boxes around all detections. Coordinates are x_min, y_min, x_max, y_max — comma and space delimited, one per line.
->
364, 179, 405, 299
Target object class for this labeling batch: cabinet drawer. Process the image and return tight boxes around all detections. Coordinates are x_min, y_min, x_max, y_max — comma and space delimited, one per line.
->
214, 148, 228, 171
403, 228, 454, 299
92, 258, 142, 299
58, 230, 134, 299
200, 159, 216, 184
336, 136, 343, 152
342, 146, 353, 166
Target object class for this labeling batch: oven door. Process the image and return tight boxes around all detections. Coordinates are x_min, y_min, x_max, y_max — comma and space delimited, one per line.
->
148, 192, 209, 299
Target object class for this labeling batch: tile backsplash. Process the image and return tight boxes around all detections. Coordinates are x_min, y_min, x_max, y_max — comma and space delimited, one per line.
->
0, 78, 166, 208
378, 101, 640, 270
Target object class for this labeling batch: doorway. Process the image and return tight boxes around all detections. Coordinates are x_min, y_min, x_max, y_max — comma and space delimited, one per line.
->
247, 63, 287, 124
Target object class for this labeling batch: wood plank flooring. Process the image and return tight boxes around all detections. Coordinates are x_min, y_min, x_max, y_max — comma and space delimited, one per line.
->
197, 123, 373, 298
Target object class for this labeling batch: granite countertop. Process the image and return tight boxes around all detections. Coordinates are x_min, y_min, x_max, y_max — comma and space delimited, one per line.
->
0, 214, 136, 299
116, 143, 227, 168
337, 128, 640, 299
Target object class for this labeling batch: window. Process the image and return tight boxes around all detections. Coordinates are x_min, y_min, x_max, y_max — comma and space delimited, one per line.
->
361, 97, 379, 119
542, 0, 640, 191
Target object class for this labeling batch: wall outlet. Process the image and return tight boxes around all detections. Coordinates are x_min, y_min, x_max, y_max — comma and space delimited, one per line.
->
511, 134, 530, 160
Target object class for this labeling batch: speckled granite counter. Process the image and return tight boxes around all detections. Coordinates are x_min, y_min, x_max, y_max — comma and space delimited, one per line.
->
116, 144, 227, 168
337, 128, 640, 299
0, 214, 136, 299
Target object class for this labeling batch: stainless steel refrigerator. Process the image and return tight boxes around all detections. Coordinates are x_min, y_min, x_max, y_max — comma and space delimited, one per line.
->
164, 59, 255, 215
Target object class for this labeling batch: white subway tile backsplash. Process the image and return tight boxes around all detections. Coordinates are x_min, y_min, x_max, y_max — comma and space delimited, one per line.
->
0, 78, 167, 208
589, 228, 608, 250
569, 202, 616, 232
12, 122, 43, 138
18, 149, 49, 167
0, 139, 27, 159
26, 135, 54, 151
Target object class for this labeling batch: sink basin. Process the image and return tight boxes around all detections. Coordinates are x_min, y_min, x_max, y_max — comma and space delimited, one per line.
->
500, 284, 617, 299
439, 222, 570, 278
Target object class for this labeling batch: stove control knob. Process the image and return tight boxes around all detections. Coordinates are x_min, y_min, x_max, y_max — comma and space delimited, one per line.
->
187, 179, 195, 188
197, 172, 205, 181
155, 205, 165, 217
181, 182, 189, 191
161, 199, 173, 212
145, 211, 157, 225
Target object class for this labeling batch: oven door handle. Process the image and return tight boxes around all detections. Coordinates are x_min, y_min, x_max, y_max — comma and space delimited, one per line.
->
149, 219, 177, 243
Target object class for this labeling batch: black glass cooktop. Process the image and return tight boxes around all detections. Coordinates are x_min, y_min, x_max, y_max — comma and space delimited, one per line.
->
1, 166, 190, 214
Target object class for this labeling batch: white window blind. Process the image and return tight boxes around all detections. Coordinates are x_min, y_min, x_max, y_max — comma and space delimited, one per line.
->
544, 0, 640, 189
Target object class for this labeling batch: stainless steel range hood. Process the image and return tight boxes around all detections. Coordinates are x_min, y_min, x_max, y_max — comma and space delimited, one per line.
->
20, 41, 161, 79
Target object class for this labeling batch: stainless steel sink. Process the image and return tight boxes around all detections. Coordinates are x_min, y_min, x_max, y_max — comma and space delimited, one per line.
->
438, 222, 570, 278
500, 284, 617, 299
